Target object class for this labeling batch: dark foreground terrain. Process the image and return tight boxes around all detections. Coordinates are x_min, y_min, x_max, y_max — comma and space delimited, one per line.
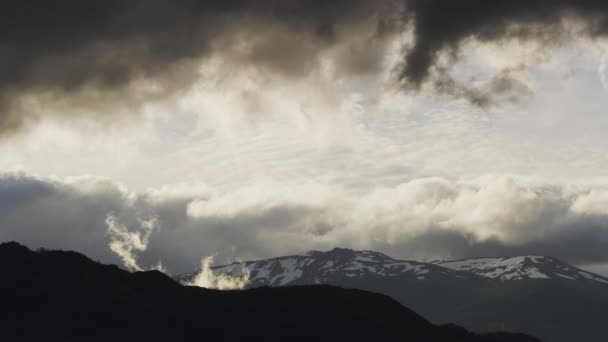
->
0, 242, 540, 342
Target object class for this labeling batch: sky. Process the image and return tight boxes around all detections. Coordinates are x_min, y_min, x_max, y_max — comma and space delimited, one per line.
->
1, 0, 608, 275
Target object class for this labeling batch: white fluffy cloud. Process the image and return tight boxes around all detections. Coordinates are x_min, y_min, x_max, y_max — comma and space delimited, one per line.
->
1, 171, 608, 275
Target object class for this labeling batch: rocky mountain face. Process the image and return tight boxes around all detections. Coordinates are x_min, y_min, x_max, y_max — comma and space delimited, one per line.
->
0, 242, 539, 342
178, 248, 608, 342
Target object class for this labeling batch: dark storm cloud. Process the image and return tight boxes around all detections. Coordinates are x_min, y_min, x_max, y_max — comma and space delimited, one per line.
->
0, 0, 395, 134
4, 0, 608, 133
400, 0, 608, 87
0, 0, 373, 88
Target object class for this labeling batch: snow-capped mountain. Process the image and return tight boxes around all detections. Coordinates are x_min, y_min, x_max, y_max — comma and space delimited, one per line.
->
176, 248, 479, 287
177, 248, 608, 342
434, 256, 608, 283
178, 248, 608, 287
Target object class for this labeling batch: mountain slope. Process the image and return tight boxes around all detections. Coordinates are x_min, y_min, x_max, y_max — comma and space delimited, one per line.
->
177, 248, 481, 287
0, 242, 538, 342
434, 256, 608, 283
180, 248, 608, 342
179, 248, 608, 287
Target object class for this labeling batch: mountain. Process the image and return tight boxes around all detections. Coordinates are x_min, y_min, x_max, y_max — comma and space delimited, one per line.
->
178, 249, 608, 287
0, 242, 538, 342
434, 256, 608, 283
176, 247, 482, 287
178, 248, 608, 342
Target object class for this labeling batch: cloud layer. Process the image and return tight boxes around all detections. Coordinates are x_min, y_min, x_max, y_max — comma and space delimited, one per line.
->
5, 1, 608, 134
401, 0, 608, 83
1, 172, 607, 275
0, 0, 394, 134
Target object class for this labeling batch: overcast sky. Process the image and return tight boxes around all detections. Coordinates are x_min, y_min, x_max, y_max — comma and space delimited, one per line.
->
2, 1, 608, 275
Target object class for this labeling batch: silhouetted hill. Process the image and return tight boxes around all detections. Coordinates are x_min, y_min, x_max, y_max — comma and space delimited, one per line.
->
0, 242, 540, 342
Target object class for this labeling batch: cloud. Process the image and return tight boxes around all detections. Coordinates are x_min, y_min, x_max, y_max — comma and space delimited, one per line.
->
7, 1, 608, 135
0, 0, 397, 135
597, 42, 608, 90
1, 171, 608, 275
428, 64, 534, 107
399, 0, 608, 87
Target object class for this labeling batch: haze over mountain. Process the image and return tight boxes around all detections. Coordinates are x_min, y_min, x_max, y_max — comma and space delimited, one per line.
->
178, 248, 608, 342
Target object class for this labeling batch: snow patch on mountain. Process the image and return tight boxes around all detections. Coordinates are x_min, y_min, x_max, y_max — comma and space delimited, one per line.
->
177, 248, 470, 287
176, 249, 608, 287
435, 256, 608, 283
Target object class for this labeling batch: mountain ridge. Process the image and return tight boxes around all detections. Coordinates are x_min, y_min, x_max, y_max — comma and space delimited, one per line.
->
178, 247, 608, 286
177, 247, 608, 342
434, 255, 608, 283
